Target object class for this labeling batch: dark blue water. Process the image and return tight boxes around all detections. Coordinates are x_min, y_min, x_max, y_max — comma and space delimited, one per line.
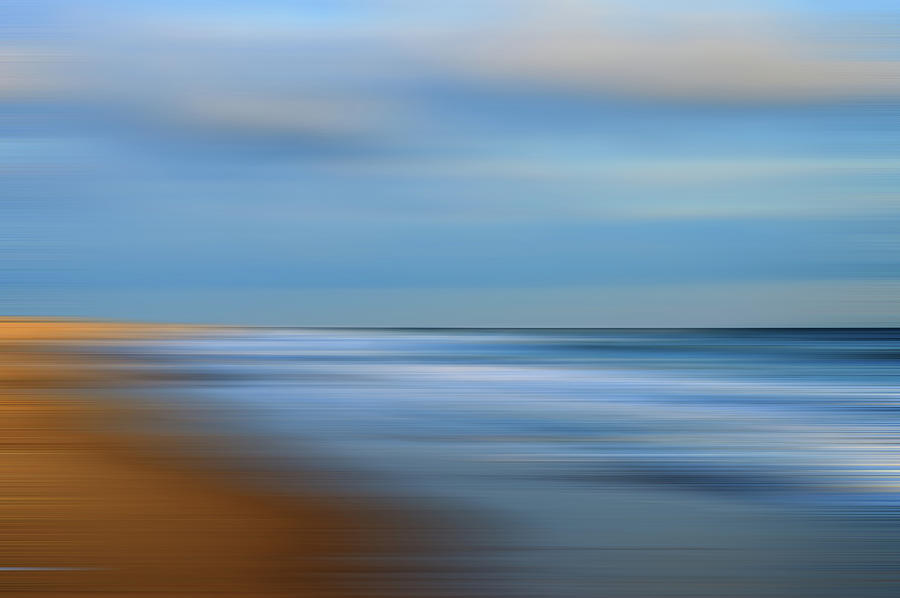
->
117, 328, 900, 597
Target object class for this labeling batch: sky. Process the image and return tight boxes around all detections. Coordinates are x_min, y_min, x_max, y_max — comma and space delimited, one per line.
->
2, 0, 899, 326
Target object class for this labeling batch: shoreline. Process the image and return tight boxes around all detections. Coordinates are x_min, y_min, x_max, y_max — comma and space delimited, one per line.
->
0, 319, 461, 597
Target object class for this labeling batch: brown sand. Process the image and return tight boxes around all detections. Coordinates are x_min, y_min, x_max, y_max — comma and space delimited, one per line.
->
0, 319, 436, 597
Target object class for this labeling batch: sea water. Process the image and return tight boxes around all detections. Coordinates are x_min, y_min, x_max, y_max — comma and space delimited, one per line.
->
113, 328, 900, 597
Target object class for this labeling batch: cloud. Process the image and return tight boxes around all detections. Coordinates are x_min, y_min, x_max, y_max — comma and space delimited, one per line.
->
432, 3, 900, 101
50, 0, 898, 147
102, 1, 900, 104
157, 95, 399, 139
299, 155, 900, 220
0, 46, 66, 99
316, 156, 900, 182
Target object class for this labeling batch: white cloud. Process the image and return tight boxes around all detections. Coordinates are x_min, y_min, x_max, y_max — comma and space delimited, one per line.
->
317, 156, 900, 182
432, 3, 900, 101
54, 0, 899, 143
305, 155, 900, 220
0, 46, 67, 99
104, 1, 900, 102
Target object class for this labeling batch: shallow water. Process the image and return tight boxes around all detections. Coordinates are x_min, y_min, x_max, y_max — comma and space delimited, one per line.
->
115, 328, 900, 597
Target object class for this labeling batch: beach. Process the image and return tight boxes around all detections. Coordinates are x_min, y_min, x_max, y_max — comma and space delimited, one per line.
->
0, 320, 442, 598
5, 321, 900, 597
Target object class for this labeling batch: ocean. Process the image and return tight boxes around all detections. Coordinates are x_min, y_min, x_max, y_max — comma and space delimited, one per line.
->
110, 328, 900, 597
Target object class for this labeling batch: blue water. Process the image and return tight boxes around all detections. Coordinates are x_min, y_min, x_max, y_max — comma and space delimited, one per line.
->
115, 328, 900, 597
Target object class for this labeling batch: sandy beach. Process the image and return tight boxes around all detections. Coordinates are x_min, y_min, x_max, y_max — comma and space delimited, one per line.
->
0, 319, 440, 597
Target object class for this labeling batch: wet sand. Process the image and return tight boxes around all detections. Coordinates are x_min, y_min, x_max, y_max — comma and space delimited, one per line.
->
0, 319, 443, 597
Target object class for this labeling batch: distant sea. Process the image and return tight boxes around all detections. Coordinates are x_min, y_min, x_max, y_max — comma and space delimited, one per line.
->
114, 328, 900, 598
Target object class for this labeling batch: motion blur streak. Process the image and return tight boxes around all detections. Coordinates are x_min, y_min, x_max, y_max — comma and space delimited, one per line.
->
2, 0, 900, 597
92, 326, 900, 597
3, 1, 899, 325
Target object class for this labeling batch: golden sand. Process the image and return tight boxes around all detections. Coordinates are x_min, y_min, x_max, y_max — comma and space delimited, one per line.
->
0, 320, 432, 597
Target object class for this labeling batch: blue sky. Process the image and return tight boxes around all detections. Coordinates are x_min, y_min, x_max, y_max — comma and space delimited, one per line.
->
4, 0, 899, 325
